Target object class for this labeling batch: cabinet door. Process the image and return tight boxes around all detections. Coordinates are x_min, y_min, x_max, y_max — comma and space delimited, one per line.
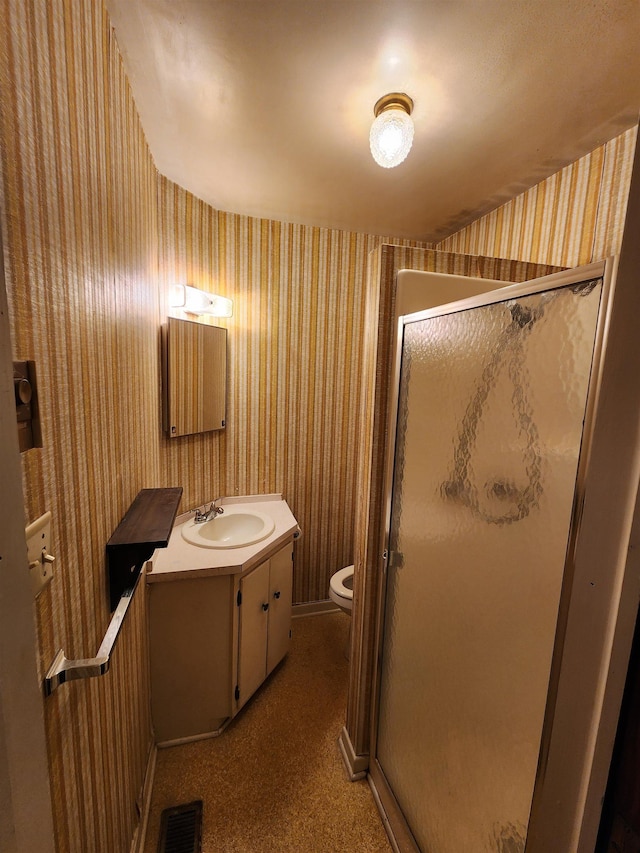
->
149, 575, 233, 743
267, 545, 293, 674
237, 559, 270, 708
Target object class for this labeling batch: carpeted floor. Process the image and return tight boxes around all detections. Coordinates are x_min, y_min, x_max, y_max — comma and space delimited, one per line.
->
143, 611, 392, 853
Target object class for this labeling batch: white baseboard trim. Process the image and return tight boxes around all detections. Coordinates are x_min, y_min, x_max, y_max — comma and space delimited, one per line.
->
292, 599, 340, 618
156, 717, 230, 748
368, 774, 401, 853
131, 741, 157, 853
338, 725, 369, 781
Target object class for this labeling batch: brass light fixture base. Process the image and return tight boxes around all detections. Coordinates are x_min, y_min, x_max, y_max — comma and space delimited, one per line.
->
373, 92, 414, 118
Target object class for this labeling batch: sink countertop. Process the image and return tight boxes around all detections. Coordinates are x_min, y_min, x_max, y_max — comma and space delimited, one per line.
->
146, 494, 299, 583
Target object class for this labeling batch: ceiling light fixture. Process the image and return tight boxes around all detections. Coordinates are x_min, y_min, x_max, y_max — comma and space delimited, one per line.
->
169, 284, 233, 318
369, 92, 414, 169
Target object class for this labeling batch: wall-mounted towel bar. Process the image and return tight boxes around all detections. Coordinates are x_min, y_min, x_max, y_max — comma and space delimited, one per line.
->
44, 584, 136, 695
44, 487, 182, 695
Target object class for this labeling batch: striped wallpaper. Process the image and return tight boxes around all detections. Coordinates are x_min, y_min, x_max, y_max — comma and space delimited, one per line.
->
436, 126, 637, 266
1, 0, 637, 849
157, 178, 427, 606
1, 2, 160, 851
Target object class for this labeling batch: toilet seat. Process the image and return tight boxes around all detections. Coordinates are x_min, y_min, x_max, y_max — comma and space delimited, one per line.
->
329, 565, 354, 612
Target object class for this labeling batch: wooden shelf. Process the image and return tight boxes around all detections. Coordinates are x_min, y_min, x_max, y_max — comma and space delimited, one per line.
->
107, 487, 182, 609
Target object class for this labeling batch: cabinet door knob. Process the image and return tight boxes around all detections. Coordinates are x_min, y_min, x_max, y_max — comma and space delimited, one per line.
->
262, 602, 269, 611
273, 590, 281, 599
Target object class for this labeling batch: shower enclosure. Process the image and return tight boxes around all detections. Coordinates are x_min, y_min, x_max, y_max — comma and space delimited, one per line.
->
369, 261, 624, 852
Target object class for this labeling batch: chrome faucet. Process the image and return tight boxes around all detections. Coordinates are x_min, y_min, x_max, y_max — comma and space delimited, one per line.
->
193, 498, 225, 524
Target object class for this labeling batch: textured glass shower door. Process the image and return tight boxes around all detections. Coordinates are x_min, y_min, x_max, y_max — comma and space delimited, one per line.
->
375, 278, 604, 852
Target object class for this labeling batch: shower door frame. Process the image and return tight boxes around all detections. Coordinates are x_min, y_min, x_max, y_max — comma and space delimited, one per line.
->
368, 258, 639, 853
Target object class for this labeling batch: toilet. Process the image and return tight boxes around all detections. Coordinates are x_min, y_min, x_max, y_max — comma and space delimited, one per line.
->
329, 564, 354, 613
329, 565, 354, 659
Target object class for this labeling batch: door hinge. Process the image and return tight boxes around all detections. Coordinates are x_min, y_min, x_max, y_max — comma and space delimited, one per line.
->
237, 590, 242, 606
235, 685, 240, 701
387, 550, 404, 569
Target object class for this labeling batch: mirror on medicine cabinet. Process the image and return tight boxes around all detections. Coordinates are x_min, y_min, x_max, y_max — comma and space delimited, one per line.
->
162, 317, 227, 438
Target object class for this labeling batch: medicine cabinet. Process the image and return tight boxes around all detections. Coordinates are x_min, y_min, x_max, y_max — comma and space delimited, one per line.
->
162, 317, 227, 438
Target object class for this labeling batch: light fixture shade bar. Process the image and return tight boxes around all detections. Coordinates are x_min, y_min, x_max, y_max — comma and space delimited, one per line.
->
169, 284, 233, 317
370, 108, 414, 169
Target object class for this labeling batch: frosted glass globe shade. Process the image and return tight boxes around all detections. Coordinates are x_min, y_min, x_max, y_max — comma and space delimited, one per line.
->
370, 108, 414, 168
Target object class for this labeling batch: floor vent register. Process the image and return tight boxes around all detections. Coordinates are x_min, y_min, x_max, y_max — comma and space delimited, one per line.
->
157, 801, 203, 853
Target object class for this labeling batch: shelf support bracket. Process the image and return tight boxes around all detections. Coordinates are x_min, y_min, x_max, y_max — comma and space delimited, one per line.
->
44, 487, 183, 695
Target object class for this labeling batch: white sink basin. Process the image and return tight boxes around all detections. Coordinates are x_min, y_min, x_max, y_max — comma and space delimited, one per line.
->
181, 509, 275, 549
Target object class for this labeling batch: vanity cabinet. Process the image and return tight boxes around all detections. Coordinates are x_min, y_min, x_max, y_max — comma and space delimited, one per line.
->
148, 539, 294, 745
237, 545, 293, 709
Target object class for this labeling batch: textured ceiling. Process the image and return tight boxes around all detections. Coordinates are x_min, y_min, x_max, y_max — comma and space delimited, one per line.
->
106, 0, 640, 242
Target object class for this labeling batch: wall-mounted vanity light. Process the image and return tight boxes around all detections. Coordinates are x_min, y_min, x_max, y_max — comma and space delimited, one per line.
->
169, 283, 233, 318
370, 92, 414, 169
